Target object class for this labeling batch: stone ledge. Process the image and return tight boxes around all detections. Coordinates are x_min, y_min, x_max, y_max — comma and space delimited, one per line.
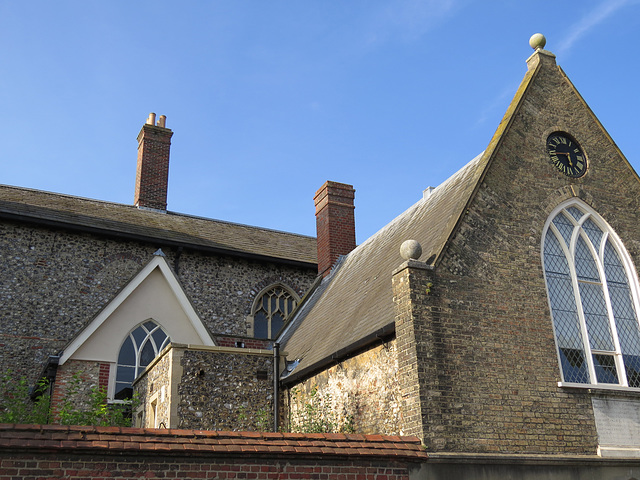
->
427, 451, 640, 465
392, 260, 434, 276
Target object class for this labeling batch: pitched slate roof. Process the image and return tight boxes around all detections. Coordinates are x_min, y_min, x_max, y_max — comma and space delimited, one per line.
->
0, 185, 317, 266
280, 153, 489, 380
0, 424, 428, 460
280, 49, 546, 381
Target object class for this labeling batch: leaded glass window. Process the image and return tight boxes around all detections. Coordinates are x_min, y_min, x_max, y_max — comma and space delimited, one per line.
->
115, 320, 170, 400
543, 202, 640, 388
251, 285, 299, 339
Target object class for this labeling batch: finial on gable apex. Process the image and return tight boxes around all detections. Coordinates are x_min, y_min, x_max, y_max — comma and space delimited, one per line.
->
529, 33, 546, 50
526, 33, 555, 67
153, 249, 166, 257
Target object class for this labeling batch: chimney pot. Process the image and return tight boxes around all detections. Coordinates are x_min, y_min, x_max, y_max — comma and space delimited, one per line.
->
314, 181, 356, 277
147, 112, 156, 125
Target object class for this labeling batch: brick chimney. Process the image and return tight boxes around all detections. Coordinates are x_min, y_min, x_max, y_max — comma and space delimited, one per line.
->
134, 113, 173, 211
314, 181, 356, 277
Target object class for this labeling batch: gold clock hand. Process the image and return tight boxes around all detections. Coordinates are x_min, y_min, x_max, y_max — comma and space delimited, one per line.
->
556, 151, 573, 166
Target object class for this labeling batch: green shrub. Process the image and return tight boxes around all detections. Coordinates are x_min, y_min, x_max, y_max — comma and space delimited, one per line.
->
0, 370, 138, 427
0, 371, 50, 424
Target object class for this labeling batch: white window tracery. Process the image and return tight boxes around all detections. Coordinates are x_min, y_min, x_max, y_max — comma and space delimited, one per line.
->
542, 201, 640, 388
114, 320, 170, 399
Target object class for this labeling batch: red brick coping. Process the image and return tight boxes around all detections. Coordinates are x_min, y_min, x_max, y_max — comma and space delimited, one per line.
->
0, 424, 427, 460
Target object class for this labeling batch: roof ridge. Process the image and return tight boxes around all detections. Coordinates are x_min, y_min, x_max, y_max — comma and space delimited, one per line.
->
0, 184, 316, 240
350, 151, 486, 258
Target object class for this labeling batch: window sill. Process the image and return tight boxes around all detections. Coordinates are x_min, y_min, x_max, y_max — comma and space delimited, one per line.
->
558, 381, 640, 394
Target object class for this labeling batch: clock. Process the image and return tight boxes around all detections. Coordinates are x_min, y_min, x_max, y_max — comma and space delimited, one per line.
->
546, 132, 587, 178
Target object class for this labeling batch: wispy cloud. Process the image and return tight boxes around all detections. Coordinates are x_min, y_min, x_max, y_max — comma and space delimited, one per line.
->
365, 0, 461, 45
473, 83, 518, 128
557, 0, 634, 56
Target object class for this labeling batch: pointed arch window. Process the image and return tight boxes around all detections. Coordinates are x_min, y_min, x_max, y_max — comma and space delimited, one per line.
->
115, 320, 170, 400
250, 285, 299, 339
543, 201, 640, 388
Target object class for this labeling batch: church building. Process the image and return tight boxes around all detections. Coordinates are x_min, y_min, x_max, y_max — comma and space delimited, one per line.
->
277, 34, 640, 475
3, 33, 640, 477
0, 113, 327, 429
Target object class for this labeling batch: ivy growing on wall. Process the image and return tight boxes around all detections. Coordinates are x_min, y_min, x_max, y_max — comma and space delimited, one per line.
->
289, 386, 355, 434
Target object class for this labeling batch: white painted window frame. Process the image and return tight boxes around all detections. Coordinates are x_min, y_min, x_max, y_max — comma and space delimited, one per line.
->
109, 319, 170, 402
542, 198, 640, 389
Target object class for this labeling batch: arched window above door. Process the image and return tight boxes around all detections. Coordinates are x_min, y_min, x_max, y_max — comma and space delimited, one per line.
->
542, 201, 640, 389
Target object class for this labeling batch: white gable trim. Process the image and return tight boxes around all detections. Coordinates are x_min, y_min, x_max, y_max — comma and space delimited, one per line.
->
59, 255, 215, 365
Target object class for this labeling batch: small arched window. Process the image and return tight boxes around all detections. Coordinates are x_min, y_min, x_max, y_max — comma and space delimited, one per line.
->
542, 201, 640, 388
250, 285, 299, 339
115, 320, 170, 399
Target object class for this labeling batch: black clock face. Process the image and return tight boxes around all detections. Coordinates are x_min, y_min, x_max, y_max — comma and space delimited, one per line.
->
547, 133, 587, 178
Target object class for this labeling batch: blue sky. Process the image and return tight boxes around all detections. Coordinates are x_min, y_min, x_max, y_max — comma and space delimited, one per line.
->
1, 1, 639, 242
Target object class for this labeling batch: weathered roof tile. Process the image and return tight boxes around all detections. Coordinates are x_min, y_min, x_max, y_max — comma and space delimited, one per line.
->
281, 152, 488, 380
0, 185, 317, 266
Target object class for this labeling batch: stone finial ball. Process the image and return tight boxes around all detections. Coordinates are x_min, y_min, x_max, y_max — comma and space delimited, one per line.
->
400, 239, 422, 261
529, 33, 546, 50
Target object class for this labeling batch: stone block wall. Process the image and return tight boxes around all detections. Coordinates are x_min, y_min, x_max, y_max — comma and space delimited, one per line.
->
134, 347, 173, 428
285, 339, 401, 435
395, 52, 640, 454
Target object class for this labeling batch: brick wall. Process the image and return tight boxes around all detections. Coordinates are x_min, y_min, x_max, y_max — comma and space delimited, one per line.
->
50, 360, 103, 421
0, 424, 427, 479
392, 261, 435, 444
98, 362, 110, 389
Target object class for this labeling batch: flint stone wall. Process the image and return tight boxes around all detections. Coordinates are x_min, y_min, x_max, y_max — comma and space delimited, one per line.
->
136, 345, 277, 431
0, 219, 315, 385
